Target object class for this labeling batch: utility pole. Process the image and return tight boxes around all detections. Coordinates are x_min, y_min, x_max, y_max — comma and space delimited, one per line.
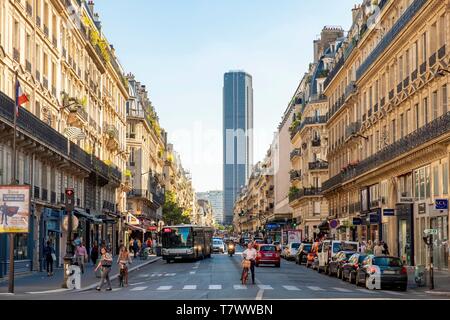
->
62, 188, 75, 288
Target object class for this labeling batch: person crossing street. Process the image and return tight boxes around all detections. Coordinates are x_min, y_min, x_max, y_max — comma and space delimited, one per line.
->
242, 242, 257, 285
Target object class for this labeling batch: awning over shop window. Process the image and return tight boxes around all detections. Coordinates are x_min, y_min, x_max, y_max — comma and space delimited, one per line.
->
74, 208, 103, 224
125, 223, 146, 233
318, 220, 329, 230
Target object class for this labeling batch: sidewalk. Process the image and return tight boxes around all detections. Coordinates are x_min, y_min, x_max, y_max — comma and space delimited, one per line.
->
406, 266, 450, 297
0, 255, 160, 295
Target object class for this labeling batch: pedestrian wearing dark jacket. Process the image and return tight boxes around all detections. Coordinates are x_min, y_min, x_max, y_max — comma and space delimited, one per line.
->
43, 241, 55, 276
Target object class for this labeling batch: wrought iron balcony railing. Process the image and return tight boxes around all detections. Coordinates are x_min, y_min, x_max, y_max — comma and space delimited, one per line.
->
290, 116, 327, 139
290, 148, 301, 160
323, 111, 450, 192
289, 187, 323, 202
438, 45, 446, 60
356, 0, 427, 81
290, 170, 302, 181
345, 121, 361, 140
309, 161, 329, 170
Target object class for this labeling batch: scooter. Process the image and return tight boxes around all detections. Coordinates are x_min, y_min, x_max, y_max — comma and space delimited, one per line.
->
227, 242, 235, 257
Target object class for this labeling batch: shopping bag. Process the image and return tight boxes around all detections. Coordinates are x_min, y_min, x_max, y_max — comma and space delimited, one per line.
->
51, 253, 57, 262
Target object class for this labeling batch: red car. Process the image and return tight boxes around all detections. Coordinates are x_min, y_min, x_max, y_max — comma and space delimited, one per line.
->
256, 245, 280, 268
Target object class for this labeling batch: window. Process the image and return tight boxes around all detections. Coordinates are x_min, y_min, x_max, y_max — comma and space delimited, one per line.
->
423, 97, 429, 124
432, 91, 438, 120
439, 15, 446, 48
405, 49, 410, 76
433, 166, 440, 196
422, 32, 427, 64
413, 41, 419, 71
414, 166, 431, 200
400, 113, 405, 138
391, 119, 396, 143
443, 163, 449, 195
415, 104, 420, 129
406, 109, 411, 134
14, 235, 29, 260
442, 85, 448, 115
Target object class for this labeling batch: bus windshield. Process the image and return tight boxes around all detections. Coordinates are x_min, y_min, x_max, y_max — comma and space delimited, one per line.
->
161, 227, 193, 248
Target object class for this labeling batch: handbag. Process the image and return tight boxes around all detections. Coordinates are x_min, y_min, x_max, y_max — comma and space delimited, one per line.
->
51, 253, 57, 261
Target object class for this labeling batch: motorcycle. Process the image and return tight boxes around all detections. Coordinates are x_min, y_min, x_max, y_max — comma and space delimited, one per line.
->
227, 242, 235, 257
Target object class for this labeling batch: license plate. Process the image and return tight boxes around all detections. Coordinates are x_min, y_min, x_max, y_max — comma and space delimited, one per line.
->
384, 270, 396, 274
175, 256, 182, 259
265, 254, 273, 257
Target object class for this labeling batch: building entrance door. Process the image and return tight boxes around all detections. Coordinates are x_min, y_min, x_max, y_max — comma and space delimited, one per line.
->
431, 216, 448, 270
398, 219, 412, 265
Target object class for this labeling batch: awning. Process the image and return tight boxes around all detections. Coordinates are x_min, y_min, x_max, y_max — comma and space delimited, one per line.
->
125, 223, 146, 233
74, 208, 103, 224
318, 220, 330, 230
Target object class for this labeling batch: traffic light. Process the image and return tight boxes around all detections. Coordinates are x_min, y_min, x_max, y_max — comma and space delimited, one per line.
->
292, 218, 297, 228
65, 188, 75, 212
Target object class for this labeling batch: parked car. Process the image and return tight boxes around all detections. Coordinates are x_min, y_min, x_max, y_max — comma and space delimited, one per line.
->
212, 239, 225, 253
256, 244, 281, 267
295, 243, 312, 265
355, 255, 407, 291
327, 251, 356, 277
341, 253, 368, 283
317, 240, 359, 273
284, 242, 301, 261
306, 242, 320, 268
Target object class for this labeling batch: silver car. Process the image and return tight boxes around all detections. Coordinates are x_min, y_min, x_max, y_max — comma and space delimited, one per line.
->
212, 239, 225, 253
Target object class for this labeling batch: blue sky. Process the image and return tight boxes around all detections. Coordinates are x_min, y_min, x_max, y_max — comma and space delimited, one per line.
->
95, 0, 358, 192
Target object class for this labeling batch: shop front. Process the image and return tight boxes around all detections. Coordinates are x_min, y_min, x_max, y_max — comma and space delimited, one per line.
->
396, 203, 414, 266
40, 208, 62, 269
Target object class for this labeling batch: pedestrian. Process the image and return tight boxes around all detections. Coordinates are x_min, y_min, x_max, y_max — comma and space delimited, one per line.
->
241, 242, 257, 285
43, 240, 56, 276
95, 247, 113, 291
146, 237, 152, 249
373, 240, 383, 256
360, 241, 367, 253
133, 238, 139, 258
382, 241, 390, 255
366, 240, 373, 254
0, 202, 8, 226
129, 238, 134, 253
91, 241, 99, 266
74, 241, 88, 273
117, 245, 132, 287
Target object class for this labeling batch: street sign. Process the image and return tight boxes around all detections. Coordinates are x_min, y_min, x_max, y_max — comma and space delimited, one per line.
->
424, 229, 438, 235
329, 220, 339, 229
435, 199, 448, 210
352, 218, 362, 225
65, 188, 75, 212
383, 209, 395, 216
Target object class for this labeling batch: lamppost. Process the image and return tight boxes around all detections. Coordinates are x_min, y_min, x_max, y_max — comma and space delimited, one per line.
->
62, 188, 75, 288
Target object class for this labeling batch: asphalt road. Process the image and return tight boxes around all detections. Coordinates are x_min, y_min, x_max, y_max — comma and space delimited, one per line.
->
4, 246, 447, 300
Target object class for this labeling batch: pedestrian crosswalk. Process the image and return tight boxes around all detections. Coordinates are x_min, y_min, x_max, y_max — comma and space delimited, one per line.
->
118, 283, 409, 295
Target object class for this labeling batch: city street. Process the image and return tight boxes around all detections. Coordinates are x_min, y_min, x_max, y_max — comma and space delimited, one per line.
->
1, 246, 448, 300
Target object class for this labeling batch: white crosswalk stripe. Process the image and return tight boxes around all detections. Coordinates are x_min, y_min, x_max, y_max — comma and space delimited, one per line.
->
283, 285, 301, 291
157, 286, 173, 290
130, 286, 148, 291
233, 285, 247, 290
190, 271, 196, 274
356, 288, 378, 294
183, 285, 197, 290
333, 287, 353, 293
164, 273, 176, 277
209, 285, 222, 290
307, 286, 324, 291
382, 290, 404, 296
258, 285, 273, 290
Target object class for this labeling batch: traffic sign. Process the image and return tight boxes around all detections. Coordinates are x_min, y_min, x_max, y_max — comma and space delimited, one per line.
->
424, 229, 438, 235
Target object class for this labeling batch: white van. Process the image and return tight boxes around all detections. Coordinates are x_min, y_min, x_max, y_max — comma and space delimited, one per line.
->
317, 240, 359, 273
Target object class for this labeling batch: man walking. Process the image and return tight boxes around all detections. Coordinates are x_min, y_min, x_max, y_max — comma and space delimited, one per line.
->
242, 243, 257, 285
0, 202, 8, 225
74, 242, 88, 273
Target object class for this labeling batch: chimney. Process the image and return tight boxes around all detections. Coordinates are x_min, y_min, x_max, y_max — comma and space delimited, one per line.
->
88, 1, 95, 15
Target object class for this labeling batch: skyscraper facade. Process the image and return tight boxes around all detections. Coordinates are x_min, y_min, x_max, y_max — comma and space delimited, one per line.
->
196, 191, 224, 224
223, 71, 254, 225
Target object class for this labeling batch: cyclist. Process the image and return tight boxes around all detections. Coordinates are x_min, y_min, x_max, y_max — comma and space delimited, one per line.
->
241, 242, 257, 284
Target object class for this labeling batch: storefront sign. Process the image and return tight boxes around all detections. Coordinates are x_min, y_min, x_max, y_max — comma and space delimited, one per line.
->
369, 213, 380, 224
383, 209, 395, 216
398, 197, 415, 203
424, 229, 438, 235
435, 199, 448, 210
0, 185, 31, 233
418, 203, 426, 214
127, 213, 140, 225
266, 223, 279, 230
352, 218, 362, 225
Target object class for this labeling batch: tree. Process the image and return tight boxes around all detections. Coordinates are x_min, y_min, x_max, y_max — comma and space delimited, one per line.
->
162, 190, 190, 225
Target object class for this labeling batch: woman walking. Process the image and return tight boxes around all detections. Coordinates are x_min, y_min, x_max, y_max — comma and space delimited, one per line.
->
95, 247, 113, 291
117, 245, 132, 287
91, 241, 99, 266
43, 241, 56, 276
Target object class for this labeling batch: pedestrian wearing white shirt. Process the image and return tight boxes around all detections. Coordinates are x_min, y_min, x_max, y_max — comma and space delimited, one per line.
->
242, 243, 257, 284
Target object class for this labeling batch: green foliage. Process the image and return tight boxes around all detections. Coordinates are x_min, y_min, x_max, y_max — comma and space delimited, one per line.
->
163, 190, 190, 225
289, 186, 300, 197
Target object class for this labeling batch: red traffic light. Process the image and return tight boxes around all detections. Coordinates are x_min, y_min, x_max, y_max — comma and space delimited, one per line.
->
65, 189, 74, 196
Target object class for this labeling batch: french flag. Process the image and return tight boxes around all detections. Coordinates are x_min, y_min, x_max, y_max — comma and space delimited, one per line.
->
15, 79, 29, 117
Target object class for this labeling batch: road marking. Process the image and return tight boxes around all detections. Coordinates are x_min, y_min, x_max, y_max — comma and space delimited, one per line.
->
129, 282, 146, 286
192, 267, 199, 269
164, 273, 176, 276
190, 271, 196, 274
26, 288, 70, 294
356, 288, 378, 294
139, 274, 149, 277
209, 285, 222, 290
130, 286, 148, 291
283, 285, 301, 291
0, 293, 14, 296
256, 289, 264, 300
258, 285, 273, 290
307, 286, 324, 291
112, 288, 122, 292
333, 287, 353, 293
183, 285, 197, 290
233, 285, 247, 290
382, 290, 404, 296
157, 286, 172, 290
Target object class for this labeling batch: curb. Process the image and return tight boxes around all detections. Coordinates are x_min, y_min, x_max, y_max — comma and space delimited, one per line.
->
424, 290, 450, 297
77, 256, 161, 292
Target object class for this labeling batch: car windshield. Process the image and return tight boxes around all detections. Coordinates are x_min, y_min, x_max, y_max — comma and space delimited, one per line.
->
161, 227, 193, 248
213, 240, 223, 245
260, 246, 276, 252
373, 257, 403, 267
291, 243, 300, 249
303, 245, 312, 252
358, 255, 367, 263
333, 242, 358, 253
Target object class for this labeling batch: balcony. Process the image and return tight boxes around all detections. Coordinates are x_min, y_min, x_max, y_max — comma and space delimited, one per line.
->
67, 106, 88, 127
345, 121, 361, 140
13, 48, 20, 62
290, 170, 302, 182
26, 2, 32, 16
429, 52, 437, 68
397, 82, 403, 94
127, 189, 153, 202
309, 94, 327, 103
104, 123, 119, 150
356, 0, 427, 80
323, 111, 450, 192
289, 187, 323, 203
309, 161, 329, 171
25, 60, 32, 73
290, 116, 327, 140
420, 62, 427, 75
127, 108, 154, 130
438, 45, 446, 60
311, 139, 321, 147
345, 81, 357, 101
102, 200, 116, 213
290, 148, 301, 160
43, 76, 48, 89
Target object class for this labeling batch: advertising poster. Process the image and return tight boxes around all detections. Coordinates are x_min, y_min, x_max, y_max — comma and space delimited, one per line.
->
287, 230, 302, 243
0, 185, 31, 233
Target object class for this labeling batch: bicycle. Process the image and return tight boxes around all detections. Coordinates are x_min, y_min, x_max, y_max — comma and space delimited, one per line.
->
241, 259, 251, 285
